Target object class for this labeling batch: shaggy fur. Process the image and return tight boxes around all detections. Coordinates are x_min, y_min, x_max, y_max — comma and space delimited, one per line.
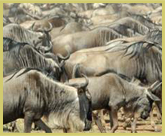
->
3, 68, 91, 132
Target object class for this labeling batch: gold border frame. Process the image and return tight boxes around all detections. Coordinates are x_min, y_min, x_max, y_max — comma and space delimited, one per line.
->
1, 1, 164, 135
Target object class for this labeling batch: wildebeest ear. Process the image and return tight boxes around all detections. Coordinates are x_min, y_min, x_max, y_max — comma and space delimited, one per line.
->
146, 90, 160, 102
85, 90, 92, 101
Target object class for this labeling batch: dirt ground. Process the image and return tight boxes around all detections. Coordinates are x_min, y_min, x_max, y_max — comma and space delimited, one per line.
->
3, 110, 162, 133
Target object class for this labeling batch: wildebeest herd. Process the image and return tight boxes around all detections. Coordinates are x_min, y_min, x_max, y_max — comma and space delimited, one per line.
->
3, 3, 162, 133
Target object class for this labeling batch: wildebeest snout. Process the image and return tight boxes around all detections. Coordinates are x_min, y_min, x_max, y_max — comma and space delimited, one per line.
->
84, 120, 92, 131
141, 111, 149, 120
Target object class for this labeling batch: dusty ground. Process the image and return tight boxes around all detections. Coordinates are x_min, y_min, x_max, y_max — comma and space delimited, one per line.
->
3, 110, 162, 133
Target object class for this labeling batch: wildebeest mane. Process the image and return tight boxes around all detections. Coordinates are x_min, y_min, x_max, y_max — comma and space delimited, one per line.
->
3, 23, 42, 46
3, 37, 28, 52
121, 41, 161, 60
16, 68, 43, 78
127, 13, 159, 29
93, 27, 123, 47
110, 24, 138, 37
15, 45, 51, 70
5, 68, 43, 82
109, 17, 150, 35
107, 41, 161, 59
107, 41, 162, 83
146, 29, 162, 46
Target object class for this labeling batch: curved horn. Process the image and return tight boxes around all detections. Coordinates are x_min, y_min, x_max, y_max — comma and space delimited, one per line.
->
44, 22, 53, 33
79, 74, 89, 89
150, 81, 160, 90
43, 41, 53, 52
65, 74, 89, 89
72, 64, 80, 78
59, 60, 65, 67
28, 22, 35, 31
57, 51, 70, 62
151, 82, 162, 92
44, 52, 56, 59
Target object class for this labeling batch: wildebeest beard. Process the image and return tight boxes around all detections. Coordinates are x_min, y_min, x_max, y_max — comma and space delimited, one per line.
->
78, 92, 92, 131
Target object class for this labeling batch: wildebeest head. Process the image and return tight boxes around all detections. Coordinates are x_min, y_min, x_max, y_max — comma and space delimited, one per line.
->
44, 51, 70, 81
30, 22, 53, 53
134, 81, 161, 120
65, 74, 92, 131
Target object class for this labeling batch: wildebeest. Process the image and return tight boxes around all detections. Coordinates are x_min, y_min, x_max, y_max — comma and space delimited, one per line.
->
51, 26, 123, 56
3, 39, 63, 79
3, 68, 92, 133
68, 71, 161, 133
3, 23, 52, 52
64, 41, 162, 117
64, 41, 161, 83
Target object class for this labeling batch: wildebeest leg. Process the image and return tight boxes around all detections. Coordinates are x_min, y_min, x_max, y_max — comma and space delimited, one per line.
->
63, 128, 72, 133
150, 103, 161, 132
123, 118, 131, 130
63, 128, 68, 133
100, 110, 106, 129
131, 112, 140, 133
131, 117, 137, 133
108, 108, 118, 133
24, 112, 34, 133
92, 111, 106, 133
34, 119, 52, 133
155, 101, 162, 115
150, 110, 157, 131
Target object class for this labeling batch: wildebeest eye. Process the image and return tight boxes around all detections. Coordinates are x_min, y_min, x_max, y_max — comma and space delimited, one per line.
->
78, 89, 84, 94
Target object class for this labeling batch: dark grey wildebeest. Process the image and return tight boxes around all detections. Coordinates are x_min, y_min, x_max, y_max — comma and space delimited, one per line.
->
3, 68, 92, 133
68, 72, 161, 133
